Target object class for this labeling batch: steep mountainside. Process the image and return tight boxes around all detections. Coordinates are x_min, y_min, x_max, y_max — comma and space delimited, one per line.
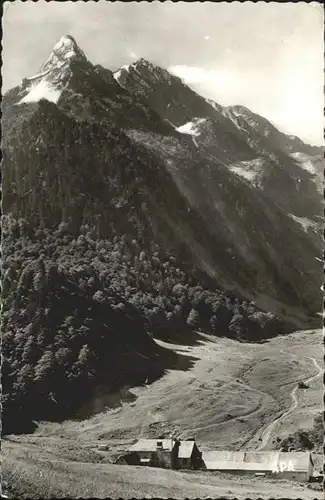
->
114, 58, 323, 222
3, 95, 321, 323
114, 58, 225, 127
224, 105, 322, 157
3, 99, 210, 253
2, 35, 321, 433
222, 106, 323, 219
113, 58, 257, 160
126, 128, 320, 319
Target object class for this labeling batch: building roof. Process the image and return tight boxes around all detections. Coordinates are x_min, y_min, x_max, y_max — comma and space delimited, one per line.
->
128, 439, 175, 453
202, 451, 245, 463
202, 451, 312, 473
244, 451, 279, 466
203, 461, 275, 471
178, 440, 195, 459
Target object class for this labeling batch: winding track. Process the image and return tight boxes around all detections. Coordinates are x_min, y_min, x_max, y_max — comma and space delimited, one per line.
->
155, 336, 322, 446
256, 350, 322, 450
183, 377, 272, 435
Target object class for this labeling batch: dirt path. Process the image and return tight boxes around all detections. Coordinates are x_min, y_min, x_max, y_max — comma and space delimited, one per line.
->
184, 374, 273, 435
256, 351, 322, 450
154, 336, 276, 437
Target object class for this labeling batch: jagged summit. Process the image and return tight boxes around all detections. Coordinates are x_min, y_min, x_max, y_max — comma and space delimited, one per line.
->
17, 35, 89, 105
41, 35, 88, 73
113, 57, 158, 76
132, 58, 167, 73
113, 57, 176, 91
133, 57, 152, 67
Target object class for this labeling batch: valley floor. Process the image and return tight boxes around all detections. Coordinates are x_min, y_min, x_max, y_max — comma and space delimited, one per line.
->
2, 329, 323, 498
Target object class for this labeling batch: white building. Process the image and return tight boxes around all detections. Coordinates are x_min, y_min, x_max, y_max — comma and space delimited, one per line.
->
202, 450, 314, 482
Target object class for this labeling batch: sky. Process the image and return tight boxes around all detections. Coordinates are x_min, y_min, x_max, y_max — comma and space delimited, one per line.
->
2, 1, 323, 145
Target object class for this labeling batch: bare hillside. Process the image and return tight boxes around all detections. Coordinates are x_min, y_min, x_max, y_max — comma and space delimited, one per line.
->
29, 329, 321, 449
3, 329, 322, 499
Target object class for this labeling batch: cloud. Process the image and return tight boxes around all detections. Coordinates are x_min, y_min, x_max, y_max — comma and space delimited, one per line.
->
168, 63, 323, 146
168, 65, 235, 89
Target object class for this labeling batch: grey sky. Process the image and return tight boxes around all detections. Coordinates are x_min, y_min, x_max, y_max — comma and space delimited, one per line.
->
2, 1, 323, 145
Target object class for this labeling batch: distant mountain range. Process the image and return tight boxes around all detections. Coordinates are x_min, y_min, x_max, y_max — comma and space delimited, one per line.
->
3, 35, 322, 325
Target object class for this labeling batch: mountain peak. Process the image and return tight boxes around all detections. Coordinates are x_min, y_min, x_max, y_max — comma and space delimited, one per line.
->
16, 36, 88, 106
41, 35, 87, 73
113, 57, 174, 89
133, 58, 153, 68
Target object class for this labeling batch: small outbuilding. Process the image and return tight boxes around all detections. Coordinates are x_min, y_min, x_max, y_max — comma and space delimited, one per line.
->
127, 438, 177, 468
177, 440, 203, 470
126, 437, 202, 469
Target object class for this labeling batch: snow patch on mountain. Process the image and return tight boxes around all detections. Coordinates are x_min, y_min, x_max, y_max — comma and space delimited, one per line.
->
229, 158, 264, 184
15, 35, 90, 106
176, 122, 200, 137
229, 166, 257, 183
290, 152, 317, 174
113, 70, 122, 81
113, 65, 131, 81
176, 118, 207, 136
287, 213, 318, 233
18, 79, 62, 105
